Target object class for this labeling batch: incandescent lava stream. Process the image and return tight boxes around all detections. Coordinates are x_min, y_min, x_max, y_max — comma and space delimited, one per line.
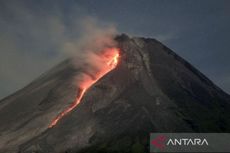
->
49, 48, 120, 128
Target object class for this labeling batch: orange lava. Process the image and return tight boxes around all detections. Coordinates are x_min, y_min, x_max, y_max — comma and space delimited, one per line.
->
49, 48, 119, 128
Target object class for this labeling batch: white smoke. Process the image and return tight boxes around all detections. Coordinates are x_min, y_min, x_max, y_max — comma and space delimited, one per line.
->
63, 17, 117, 64
61, 17, 118, 88
0, 0, 118, 99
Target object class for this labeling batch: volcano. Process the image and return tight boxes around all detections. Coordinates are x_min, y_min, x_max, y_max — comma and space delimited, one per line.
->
0, 34, 230, 153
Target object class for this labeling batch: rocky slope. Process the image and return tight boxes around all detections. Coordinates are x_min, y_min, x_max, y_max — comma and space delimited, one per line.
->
0, 34, 229, 153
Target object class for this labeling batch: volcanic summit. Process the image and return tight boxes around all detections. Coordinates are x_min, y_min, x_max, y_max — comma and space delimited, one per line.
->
0, 34, 230, 153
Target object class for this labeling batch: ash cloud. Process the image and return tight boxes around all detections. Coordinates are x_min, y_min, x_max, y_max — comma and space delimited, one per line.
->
0, 1, 118, 99
62, 17, 118, 88
63, 16, 117, 67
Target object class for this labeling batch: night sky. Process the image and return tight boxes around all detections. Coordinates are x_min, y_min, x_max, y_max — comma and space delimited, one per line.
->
0, 0, 229, 99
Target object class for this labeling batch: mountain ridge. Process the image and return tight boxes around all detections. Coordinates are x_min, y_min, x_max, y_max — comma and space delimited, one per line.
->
0, 34, 229, 153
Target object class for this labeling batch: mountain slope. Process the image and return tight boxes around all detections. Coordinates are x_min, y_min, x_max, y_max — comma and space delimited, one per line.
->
0, 34, 229, 153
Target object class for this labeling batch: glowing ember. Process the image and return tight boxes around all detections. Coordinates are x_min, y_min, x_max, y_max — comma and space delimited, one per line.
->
49, 48, 119, 128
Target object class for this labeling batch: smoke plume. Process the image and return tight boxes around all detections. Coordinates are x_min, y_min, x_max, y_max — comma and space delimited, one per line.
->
61, 17, 118, 88
0, 0, 118, 99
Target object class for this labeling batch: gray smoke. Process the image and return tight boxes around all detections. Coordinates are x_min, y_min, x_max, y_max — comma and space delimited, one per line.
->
0, 0, 118, 99
61, 17, 118, 88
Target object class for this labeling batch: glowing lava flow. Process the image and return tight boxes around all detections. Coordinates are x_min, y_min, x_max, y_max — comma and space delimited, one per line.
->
49, 48, 119, 128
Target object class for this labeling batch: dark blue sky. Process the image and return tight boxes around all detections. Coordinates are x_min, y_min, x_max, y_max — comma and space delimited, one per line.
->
0, 0, 229, 99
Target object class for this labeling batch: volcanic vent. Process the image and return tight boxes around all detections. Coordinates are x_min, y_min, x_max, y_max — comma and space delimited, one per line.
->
0, 34, 230, 153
